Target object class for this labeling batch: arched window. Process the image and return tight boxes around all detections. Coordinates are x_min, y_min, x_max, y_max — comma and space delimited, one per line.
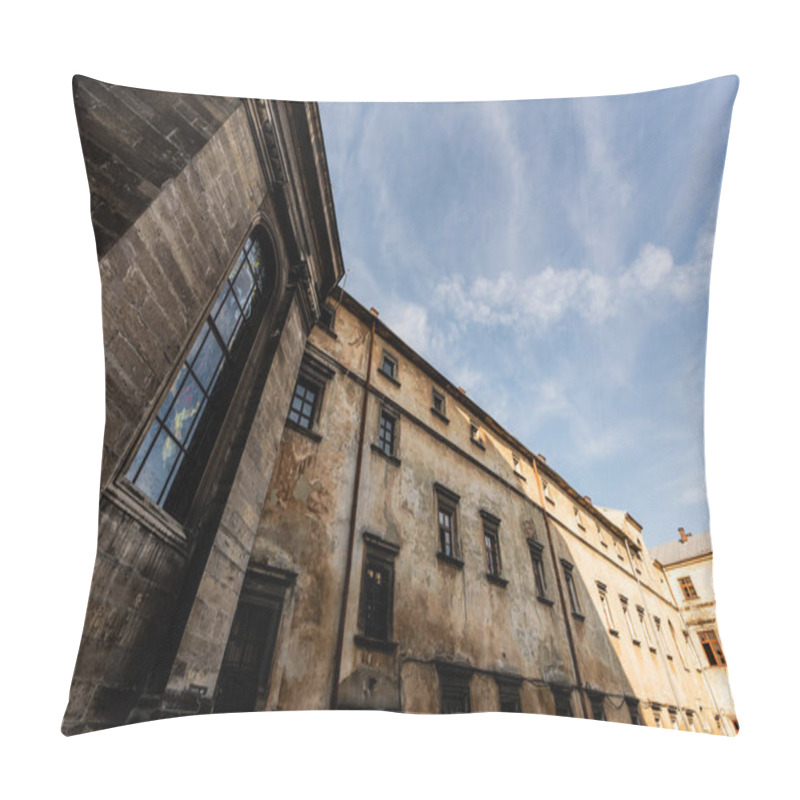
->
124, 227, 277, 523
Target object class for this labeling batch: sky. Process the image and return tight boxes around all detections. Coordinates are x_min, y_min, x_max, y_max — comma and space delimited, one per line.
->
318, 77, 737, 548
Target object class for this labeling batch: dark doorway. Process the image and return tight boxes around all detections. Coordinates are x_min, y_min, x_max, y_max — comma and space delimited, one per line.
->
214, 567, 294, 714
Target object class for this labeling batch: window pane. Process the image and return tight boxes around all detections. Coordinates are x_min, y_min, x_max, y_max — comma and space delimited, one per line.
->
233, 261, 256, 316
132, 427, 181, 503
165, 373, 206, 446
214, 289, 243, 347
191, 328, 225, 392
125, 422, 159, 484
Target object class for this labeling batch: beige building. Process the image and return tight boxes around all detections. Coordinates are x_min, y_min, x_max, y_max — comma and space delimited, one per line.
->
651, 531, 738, 734
63, 80, 735, 734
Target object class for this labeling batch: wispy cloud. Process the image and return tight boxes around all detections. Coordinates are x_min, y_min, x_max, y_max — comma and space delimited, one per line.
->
432, 239, 711, 336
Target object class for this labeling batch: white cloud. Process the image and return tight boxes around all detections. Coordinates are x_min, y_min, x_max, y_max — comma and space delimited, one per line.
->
432, 239, 710, 336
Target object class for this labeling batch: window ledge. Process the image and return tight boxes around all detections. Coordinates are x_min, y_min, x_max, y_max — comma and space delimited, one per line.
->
600, 540, 608, 547
285, 419, 322, 442
486, 573, 509, 588
378, 369, 401, 387
430, 407, 450, 424
471, 438, 486, 451
572, 612, 586, 622
437, 552, 465, 569
514, 471, 527, 482
545, 496, 555, 506
354, 635, 398, 653
537, 596, 555, 607
609, 629, 620, 638
318, 327, 338, 341
649, 647, 657, 654
666, 654, 673, 661
371, 443, 401, 467
632, 639, 641, 647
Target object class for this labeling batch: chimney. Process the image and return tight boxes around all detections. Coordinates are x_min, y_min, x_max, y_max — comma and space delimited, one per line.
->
678, 527, 689, 543
457, 386, 467, 394
584, 496, 592, 505
369, 307, 380, 316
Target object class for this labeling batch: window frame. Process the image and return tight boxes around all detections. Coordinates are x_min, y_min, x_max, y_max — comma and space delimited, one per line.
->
431, 388, 449, 422
551, 686, 573, 717
527, 538, 552, 605
698, 629, 727, 667
596, 582, 618, 636
434, 483, 463, 567
119, 223, 281, 532
437, 663, 473, 714
496, 676, 523, 713
481, 510, 507, 586
285, 353, 335, 440
354, 532, 400, 652
620, 595, 640, 645
561, 559, 583, 619
378, 350, 400, 384
678, 575, 699, 600
372, 404, 401, 465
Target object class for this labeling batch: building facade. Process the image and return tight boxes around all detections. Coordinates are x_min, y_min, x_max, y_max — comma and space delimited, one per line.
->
651, 531, 738, 734
64, 79, 735, 734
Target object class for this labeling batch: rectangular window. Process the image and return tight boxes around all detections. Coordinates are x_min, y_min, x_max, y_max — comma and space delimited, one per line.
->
481, 511, 503, 581
437, 664, 472, 714
652, 704, 662, 727
669, 620, 688, 669
551, 687, 573, 717
542, 480, 554, 504
286, 353, 334, 436
318, 303, 335, 332
597, 583, 618, 635
620, 596, 640, 644
698, 629, 726, 667
638, 606, 656, 650
497, 679, 522, 713
597, 523, 607, 547
625, 697, 642, 725
356, 533, 400, 649
434, 483, 461, 563
287, 378, 319, 430
678, 576, 699, 600
378, 407, 397, 457
528, 539, 550, 602
574, 507, 585, 530
669, 709, 680, 730
562, 560, 582, 618
431, 388, 446, 417
686, 711, 697, 732
590, 693, 606, 721
379, 351, 398, 381
470, 421, 484, 448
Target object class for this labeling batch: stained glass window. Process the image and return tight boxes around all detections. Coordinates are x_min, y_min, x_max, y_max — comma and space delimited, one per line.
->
124, 229, 275, 522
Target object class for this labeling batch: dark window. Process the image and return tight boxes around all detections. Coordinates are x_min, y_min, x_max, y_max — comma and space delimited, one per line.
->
561, 560, 582, 617
470, 422, 484, 447
124, 227, 276, 523
318, 303, 335, 332
286, 353, 334, 437
698, 629, 726, 666
379, 352, 398, 380
625, 697, 642, 725
432, 388, 446, 416
437, 665, 472, 714
590, 694, 606, 721
497, 679, 522, 713
528, 539, 549, 601
551, 688, 573, 717
287, 379, 318, 429
481, 512, 502, 578
678, 576, 699, 600
378, 408, 396, 457
356, 533, 400, 649
434, 484, 461, 560
363, 564, 390, 640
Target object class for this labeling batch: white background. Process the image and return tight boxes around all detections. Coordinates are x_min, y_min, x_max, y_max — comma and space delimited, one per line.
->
2, 1, 796, 797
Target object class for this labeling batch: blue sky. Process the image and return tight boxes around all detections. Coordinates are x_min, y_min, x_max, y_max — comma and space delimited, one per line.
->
319, 77, 737, 548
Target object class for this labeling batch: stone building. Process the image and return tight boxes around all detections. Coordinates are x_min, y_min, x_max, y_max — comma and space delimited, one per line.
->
650, 531, 738, 734
64, 78, 734, 734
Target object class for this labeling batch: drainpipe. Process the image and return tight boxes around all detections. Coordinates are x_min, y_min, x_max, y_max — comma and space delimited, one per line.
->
654, 557, 727, 733
329, 318, 376, 709
623, 538, 687, 729
531, 460, 589, 719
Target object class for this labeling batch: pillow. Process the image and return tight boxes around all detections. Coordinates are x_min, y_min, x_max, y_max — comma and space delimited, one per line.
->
64, 75, 738, 735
